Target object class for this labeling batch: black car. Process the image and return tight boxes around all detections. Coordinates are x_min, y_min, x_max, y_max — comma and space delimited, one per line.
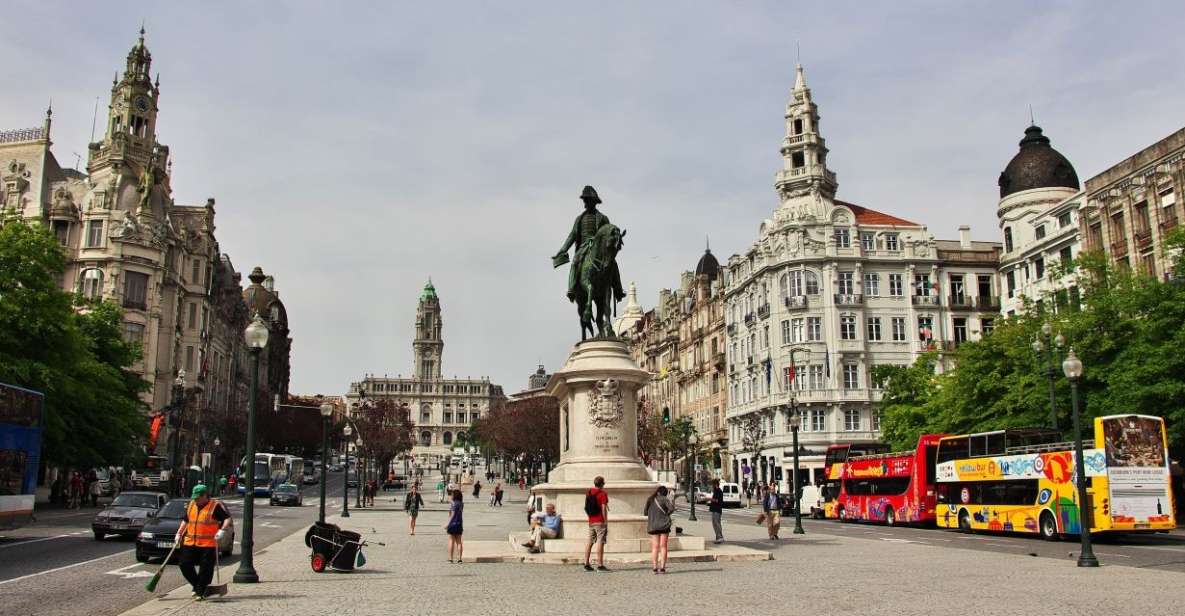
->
270, 483, 303, 506
135, 498, 235, 562
93, 491, 167, 540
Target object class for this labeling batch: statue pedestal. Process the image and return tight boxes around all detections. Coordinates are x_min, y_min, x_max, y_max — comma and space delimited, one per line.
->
528, 339, 704, 552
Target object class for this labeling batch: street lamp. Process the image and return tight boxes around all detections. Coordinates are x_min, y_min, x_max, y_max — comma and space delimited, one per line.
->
1032, 322, 1066, 431
169, 370, 186, 496
688, 430, 699, 522
783, 346, 810, 535
319, 403, 333, 524
213, 437, 220, 494
342, 424, 352, 518
234, 313, 268, 585
1062, 349, 1099, 567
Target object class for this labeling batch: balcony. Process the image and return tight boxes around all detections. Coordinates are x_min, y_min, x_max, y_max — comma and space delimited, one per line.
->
833, 293, 864, 306
122, 299, 147, 311
1134, 229, 1153, 250
948, 295, 973, 310
912, 294, 940, 306
726, 323, 737, 335
757, 303, 771, 319
713, 352, 726, 369
784, 295, 808, 310
1110, 241, 1128, 256
744, 312, 756, 326
1161, 215, 1179, 232
977, 295, 1001, 311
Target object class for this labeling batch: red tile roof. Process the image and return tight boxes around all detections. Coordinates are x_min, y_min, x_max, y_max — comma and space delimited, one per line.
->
835, 200, 920, 227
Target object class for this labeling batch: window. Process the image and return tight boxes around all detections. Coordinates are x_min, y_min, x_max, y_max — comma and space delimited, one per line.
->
981, 318, 995, 336
791, 318, 804, 343
842, 364, 859, 389
1059, 246, 1072, 265
1057, 211, 1072, 228
866, 317, 882, 341
977, 274, 993, 299
420, 431, 432, 446
840, 315, 857, 340
1006, 271, 1016, 298
86, 220, 104, 247
837, 271, 854, 295
793, 118, 804, 135
53, 221, 70, 245
844, 409, 861, 431
1034, 257, 1045, 280
443, 432, 453, 445
871, 411, 881, 432
809, 409, 825, 432
806, 317, 822, 341
953, 317, 968, 343
187, 302, 197, 329
891, 317, 906, 341
123, 271, 149, 310
1035, 224, 1046, 240
81, 268, 103, 299
190, 259, 200, 284
122, 322, 144, 345
885, 234, 899, 251
805, 271, 819, 295
780, 320, 790, 344
1004, 227, 1013, 252
860, 232, 875, 251
185, 346, 194, 372
914, 274, 931, 296
834, 228, 851, 248
809, 365, 825, 389
888, 273, 904, 297
918, 316, 934, 341
762, 325, 770, 349
444, 411, 453, 424
864, 273, 880, 297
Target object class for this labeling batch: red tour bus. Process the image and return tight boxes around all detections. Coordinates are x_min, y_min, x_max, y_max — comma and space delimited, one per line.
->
820, 442, 890, 519
837, 433, 946, 526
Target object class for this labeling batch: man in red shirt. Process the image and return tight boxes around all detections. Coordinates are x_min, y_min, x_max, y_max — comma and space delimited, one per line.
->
583, 476, 610, 571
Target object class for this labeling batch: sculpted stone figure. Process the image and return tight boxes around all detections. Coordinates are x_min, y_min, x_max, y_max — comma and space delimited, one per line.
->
552, 186, 626, 340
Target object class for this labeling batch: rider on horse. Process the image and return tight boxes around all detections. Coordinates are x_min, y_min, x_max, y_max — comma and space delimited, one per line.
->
553, 186, 624, 304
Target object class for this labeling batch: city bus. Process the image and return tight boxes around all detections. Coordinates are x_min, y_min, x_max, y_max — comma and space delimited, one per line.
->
0, 383, 45, 530
837, 434, 946, 525
935, 415, 1176, 539
238, 453, 288, 496
820, 442, 891, 519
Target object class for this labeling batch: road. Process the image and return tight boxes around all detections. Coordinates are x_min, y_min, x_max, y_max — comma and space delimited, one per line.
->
0, 475, 372, 616
715, 504, 1185, 572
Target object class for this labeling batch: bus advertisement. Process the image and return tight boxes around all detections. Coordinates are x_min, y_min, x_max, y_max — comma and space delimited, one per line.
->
838, 434, 946, 526
935, 415, 1175, 539
0, 383, 44, 530
820, 442, 891, 519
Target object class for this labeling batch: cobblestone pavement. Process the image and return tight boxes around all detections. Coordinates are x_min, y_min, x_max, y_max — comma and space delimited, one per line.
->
121, 482, 1185, 616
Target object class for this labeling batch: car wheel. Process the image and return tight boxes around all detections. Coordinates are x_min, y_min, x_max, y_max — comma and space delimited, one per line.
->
1039, 511, 1060, 541
135, 547, 149, 563
93, 531, 104, 541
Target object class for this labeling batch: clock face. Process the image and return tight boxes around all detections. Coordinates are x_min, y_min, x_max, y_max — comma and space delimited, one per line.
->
134, 96, 149, 112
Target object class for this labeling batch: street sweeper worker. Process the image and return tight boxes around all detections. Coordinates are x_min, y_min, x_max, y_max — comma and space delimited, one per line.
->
176, 484, 231, 600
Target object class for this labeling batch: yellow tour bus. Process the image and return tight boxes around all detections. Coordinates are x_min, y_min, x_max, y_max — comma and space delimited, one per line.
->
934, 414, 1175, 539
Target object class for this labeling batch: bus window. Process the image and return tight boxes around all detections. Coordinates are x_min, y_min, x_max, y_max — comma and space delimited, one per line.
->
936, 437, 968, 464
985, 432, 1006, 456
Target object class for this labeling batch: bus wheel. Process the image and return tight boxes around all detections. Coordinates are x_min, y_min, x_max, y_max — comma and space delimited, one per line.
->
957, 510, 971, 533
885, 506, 896, 527
1039, 511, 1060, 541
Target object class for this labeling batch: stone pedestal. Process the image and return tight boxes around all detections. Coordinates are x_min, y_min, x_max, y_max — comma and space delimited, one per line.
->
530, 339, 705, 551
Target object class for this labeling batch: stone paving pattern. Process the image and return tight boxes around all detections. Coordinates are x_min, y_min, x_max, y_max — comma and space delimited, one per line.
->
122, 484, 1185, 616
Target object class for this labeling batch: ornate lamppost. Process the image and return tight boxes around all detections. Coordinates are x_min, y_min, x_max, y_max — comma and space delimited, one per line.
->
781, 346, 810, 535
342, 423, 352, 518
319, 403, 333, 523
1032, 322, 1066, 431
212, 437, 220, 494
1063, 349, 1099, 567
233, 314, 268, 584
687, 430, 699, 522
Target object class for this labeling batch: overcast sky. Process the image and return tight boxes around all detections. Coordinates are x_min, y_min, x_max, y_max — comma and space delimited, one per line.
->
5, 2, 1184, 396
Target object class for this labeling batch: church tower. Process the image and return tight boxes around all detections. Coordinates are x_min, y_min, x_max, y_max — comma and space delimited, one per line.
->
774, 64, 837, 205
412, 279, 443, 380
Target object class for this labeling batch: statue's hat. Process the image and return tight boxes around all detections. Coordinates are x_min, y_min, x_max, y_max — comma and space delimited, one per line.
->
580, 185, 601, 204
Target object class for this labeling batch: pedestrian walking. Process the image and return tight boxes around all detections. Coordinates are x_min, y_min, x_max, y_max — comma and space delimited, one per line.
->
436, 479, 446, 503
708, 478, 725, 543
582, 475, 609, 572
445, 489, 464, 563
404, 485, 425, 535
472, 480, 482, 500
493, 482, 504, 507
90, 475, 103, 507
762, 481, 782, 540
176, 484, 231, 600
644, 485, 674, 573
517, 476, 526, 491
68, 471, 83, 509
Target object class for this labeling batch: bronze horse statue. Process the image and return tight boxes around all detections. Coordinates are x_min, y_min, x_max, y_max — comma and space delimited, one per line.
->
573, 223, 626, 340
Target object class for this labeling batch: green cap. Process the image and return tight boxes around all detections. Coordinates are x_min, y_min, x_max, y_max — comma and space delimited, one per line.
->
191, 484, 208, 498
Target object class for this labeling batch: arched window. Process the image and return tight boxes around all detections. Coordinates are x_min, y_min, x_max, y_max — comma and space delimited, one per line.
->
419, 431, 432, 446
81, 268, 104, 299
805, 270, 820, 295
778, 273, 788, 299
420, 404, 432, 424
1004, 227, 1014, 252
442, 431, 453, 445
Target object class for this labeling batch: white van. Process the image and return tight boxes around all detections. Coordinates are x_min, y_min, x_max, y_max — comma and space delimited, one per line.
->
720, 482, 742, 507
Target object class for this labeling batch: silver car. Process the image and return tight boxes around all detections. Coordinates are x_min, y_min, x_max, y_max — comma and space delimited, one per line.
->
93, 491, 167, 540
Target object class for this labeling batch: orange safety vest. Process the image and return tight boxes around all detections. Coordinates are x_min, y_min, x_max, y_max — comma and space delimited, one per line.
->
183, 500, 222, 548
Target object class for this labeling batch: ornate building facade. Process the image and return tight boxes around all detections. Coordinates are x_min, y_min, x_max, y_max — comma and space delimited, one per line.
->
723, 65, 1000, 490
0, 30, 290, 468
346, 281, 506, 464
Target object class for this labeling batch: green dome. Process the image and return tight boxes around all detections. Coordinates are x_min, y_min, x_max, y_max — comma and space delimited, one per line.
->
421, 279, 437, 300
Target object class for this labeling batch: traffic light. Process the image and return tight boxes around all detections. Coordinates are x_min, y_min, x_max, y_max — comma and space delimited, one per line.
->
662, 407, 670, 425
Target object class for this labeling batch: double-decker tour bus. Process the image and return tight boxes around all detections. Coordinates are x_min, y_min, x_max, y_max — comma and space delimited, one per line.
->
837, 433, 947, 525
238, 453, 289, 496
820, 442, 891, 519
0, 383, 44, 530
935, 415, 1175, 539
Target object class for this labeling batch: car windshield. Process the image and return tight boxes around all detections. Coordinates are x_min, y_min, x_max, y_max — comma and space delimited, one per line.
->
276, 485, 297, 493
157, 500, 189, 519
113, 494, 160, 508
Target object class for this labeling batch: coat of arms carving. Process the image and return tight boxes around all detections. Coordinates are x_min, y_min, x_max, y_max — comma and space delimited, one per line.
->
587, 378, 623, 428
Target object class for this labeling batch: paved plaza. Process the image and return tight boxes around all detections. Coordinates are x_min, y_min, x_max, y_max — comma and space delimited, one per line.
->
120, 483, 1183, 616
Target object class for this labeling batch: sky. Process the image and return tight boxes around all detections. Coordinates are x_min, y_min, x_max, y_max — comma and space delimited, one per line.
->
4, 1, 1184, 396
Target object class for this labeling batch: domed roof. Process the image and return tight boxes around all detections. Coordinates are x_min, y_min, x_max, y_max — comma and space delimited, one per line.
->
420, 278, 437, 300
998, 125, 1079, 198
695, 247, 719, 281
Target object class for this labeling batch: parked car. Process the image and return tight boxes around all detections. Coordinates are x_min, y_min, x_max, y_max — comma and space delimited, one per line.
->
93, 491, 167, 540
270, 483, 303, 506
382, 475, 407, 491
135, 498, 234, 562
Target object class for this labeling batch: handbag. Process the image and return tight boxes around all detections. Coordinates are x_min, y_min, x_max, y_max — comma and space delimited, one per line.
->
755, 512, 766, 525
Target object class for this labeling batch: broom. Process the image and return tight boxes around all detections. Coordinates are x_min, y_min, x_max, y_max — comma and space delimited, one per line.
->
145, 541, 181, 593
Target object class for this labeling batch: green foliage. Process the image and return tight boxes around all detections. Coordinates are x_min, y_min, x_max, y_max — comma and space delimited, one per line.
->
877, 234, 1185, 456
0, 222, 148, 468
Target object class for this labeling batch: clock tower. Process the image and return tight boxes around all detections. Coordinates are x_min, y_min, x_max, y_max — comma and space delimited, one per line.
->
412, 279, 444, 380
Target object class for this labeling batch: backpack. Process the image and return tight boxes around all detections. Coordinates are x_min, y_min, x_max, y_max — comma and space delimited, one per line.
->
584, 489, 602, 517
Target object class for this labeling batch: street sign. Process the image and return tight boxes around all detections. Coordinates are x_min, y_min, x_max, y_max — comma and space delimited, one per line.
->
694, 464, 703, 471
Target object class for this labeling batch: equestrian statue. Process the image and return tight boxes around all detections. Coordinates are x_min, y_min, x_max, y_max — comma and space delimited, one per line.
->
552, 185, 627, 341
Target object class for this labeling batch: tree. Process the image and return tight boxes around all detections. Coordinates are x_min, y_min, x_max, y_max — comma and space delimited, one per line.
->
353, 398, 415, 478
0, 221, 149, 468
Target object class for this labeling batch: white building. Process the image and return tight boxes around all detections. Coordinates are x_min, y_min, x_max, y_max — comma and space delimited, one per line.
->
724, 65, 1001, 490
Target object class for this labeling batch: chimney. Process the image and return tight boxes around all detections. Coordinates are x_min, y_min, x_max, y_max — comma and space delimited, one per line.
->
958, 225, 972, 249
